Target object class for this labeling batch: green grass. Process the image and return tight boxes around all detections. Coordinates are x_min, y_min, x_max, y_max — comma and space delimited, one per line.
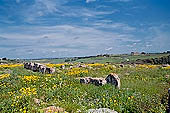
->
72, 53, 170, 64
19, 53, 170, 64
23, 58, 65, 64
0, 64, 170, 113
73, 57, 124, 64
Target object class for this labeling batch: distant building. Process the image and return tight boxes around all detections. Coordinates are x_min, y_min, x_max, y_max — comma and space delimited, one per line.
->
131, 52, 140, 56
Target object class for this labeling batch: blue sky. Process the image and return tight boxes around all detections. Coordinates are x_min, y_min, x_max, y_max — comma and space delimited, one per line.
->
0, 0, 170, 59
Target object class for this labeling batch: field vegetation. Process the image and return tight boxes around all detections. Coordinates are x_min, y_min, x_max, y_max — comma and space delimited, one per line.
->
0, 61, 170, 113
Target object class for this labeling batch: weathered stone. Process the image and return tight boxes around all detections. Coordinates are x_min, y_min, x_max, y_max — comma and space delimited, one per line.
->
60, 65, 65, 69
105, 73, 120, 89
44, 106, 67, 113
33, 63, 41, 72
80, 77, 107, 86
32, 65, 38, 72
33, 98, 41, 105
28, 63, 34, 70
24, 62, 28, 69
90, 78, 107, 86
45, 67, 51, 74
41, 67, 46, 74
50, 68, 55, 73
80, 77, 91, 84
45, 67, 55, 74
87, 108, 118, 113
80, 73, 120, 88
24, 62, 55, 74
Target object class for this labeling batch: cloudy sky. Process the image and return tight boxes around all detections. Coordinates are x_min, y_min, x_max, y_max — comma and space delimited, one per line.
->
0, 0, 170, 59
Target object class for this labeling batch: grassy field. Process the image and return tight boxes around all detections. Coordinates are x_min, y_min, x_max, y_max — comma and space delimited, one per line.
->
26, 53, 170, 64
0, 62, 170, 113
73, 54, 170, 64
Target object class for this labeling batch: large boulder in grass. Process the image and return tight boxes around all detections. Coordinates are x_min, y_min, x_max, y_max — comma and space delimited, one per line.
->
87, 108, 118, 113
80, 73, 120, 88
105, 73, 120, 89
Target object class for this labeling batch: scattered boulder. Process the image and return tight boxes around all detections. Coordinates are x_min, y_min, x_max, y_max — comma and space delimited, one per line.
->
80, 77, 91, 84
80, 77, 106, 86
44, 106, 67, 113
90, 78, 107, 86
33, 98, 41, 105
105, 73, 120, 89
24, 62, 55, 74
87, 108, 118, 113
80, 73, 120, 88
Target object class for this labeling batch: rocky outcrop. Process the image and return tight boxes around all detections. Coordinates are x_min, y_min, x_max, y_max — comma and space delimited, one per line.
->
24, 62, 55, 74
80, 73, 120, 88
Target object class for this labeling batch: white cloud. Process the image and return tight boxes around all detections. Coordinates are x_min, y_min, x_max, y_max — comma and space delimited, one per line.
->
105, 47, 113, 51
142, 24, 170, 52
111, 0, 132, 2
22, 0, 118, 23
93, 22, 136, 32
0, 24, 138, 58
52, 50, 56, 53
16, 0, 20, 3
35, 0, 58, 13
86, 0, 96, 3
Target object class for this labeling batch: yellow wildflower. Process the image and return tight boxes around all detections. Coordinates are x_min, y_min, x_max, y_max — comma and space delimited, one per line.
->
0, 74, 10, 79
20, 87, 37, 96
20, 75, 39, 83
0, 64, 23, 68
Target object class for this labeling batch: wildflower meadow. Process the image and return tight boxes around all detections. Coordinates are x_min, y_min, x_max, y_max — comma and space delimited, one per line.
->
0, 63, 170, 112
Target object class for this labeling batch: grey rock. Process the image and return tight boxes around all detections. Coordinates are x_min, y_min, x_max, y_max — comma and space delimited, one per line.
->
105, 73, 120, 89
80, 77, 107, 86
87, 108, 118, 113
24, 62, 55, 74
